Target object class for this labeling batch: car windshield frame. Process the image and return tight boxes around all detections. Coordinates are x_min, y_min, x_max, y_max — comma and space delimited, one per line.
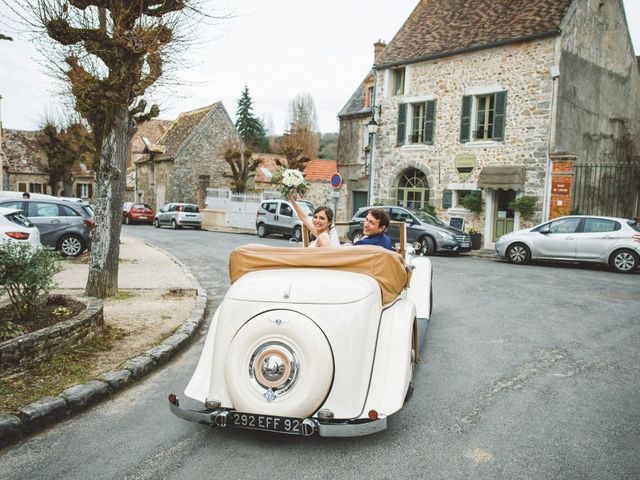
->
411, 209, 447, 226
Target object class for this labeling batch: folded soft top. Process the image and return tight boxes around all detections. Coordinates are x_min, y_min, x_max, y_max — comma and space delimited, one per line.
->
229, 244, 409, 304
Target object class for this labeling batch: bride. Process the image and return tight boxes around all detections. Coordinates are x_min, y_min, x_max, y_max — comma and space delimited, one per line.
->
287, 194, 340, 247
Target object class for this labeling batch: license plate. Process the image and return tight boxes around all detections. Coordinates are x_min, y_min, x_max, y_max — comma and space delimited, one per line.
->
230, 411, 304, 435
460, 242, 470, 247
139, 216, 147, 219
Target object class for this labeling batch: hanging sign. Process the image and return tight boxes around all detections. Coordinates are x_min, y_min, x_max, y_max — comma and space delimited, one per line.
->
330, 173, 343, 189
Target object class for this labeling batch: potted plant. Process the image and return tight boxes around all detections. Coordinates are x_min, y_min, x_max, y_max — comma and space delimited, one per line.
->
462, 191, 483, 249
508, 195, 537, 220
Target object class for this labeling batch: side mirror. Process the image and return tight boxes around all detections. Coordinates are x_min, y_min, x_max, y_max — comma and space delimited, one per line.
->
540, 226, 551, 234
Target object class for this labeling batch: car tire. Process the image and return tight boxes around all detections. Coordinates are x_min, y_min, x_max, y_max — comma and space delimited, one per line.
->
171, 220, 179, 230
257, 223, 267, 238
125, 215, 130, 225
609, 248, 639, 273
225, 310, 334, 418
507, 243, 531, 264
293, 225, 302, 242
352, 229, 364, 242
194, 226, 202, 230
57, 234, 85, 257
420, 236, 436, 256
154, 219, 160, 229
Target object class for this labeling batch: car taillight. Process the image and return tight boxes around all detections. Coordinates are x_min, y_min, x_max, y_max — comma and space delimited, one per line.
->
84, 219, 96, 229
5, 232, 30, 240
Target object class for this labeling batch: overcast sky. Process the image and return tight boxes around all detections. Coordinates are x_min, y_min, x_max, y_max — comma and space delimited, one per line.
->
1, 0, 639, 135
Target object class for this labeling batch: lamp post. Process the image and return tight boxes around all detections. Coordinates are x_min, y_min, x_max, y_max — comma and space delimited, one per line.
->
366, 118, 378, 205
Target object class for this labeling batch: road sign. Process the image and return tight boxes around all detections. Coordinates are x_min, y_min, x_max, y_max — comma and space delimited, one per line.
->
330, 173, 342, 189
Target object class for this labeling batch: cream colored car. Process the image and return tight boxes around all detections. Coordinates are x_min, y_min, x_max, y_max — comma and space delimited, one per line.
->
169, 234, 432, 437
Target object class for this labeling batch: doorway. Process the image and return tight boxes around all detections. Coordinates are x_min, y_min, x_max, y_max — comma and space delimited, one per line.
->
353, 191, 368, 214
493, 189, 516, 240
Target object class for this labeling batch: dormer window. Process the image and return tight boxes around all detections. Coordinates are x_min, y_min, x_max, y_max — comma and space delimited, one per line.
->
392, 68, 405, 96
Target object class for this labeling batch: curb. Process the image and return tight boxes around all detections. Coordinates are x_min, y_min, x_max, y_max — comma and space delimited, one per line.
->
0, 242, 208, 449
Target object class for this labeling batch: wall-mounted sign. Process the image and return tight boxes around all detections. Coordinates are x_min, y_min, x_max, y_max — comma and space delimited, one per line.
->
455, 153, 476, 181
552, 177, 571, 194
330, 173, 343, 188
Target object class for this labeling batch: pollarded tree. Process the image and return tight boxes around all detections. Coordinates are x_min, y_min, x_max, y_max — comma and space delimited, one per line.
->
235, 85, 268, 152
20, 0, 210, 298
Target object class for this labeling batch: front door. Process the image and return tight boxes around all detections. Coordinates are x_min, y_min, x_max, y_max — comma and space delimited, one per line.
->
493, 189, 516, 240
353, 191, 368, 214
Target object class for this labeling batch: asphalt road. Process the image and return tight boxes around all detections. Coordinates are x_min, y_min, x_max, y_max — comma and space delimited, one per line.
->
1, 226, 638, 479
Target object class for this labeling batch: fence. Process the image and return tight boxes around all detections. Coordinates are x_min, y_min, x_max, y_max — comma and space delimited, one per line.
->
572, 162, 640, 219
206, 188, 279, 229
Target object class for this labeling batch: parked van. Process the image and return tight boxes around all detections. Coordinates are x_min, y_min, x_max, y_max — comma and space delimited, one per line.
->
256, 199, 313, 241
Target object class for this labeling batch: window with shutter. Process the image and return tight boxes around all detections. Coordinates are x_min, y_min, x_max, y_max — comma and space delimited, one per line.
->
460, 96, 472, 143
442, 189, 453, 208
492, 91, 507, 140
424, 100, 436, 144
397, 103, 407, 145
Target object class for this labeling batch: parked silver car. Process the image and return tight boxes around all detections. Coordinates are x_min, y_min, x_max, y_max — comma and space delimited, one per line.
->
0, 198, 94, 256
255, 198, 312, 241
154, 203, 202, 230
495, 215, 640, 273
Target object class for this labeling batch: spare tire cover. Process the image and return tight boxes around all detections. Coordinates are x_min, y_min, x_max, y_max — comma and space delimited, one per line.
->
225, 310, 333, 417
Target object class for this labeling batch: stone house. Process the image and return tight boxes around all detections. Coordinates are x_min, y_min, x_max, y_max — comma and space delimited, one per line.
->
338, 0, 640, 248
134, 102, 239, 210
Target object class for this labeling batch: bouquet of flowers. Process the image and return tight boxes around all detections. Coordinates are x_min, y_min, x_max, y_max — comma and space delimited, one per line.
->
271, 168, 309, 197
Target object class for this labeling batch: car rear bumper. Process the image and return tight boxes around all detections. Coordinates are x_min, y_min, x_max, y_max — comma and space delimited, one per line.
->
168, 396, 387, 437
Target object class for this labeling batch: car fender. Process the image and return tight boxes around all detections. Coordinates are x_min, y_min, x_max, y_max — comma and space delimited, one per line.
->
406, 256, 432, 319
361, 299, 416, 418
184, 306, 221, 402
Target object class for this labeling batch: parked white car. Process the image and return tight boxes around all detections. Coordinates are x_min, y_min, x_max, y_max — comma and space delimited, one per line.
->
154, 203, 202, 230
495, 215, 640, 273
169, 234, 432, 437
0, 207, 41, 249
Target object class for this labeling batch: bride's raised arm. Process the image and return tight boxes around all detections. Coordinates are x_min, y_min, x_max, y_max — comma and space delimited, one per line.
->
287, 193, 316, 236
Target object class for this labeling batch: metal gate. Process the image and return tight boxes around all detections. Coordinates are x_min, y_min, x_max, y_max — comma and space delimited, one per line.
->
572, 162, 640, 219
205, 188, 280, 228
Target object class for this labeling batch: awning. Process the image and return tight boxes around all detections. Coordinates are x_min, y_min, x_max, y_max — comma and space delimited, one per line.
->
477, 166, 526, 190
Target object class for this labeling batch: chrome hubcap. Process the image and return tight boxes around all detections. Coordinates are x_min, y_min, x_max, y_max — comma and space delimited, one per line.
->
62, 238, 81, 256
615, 253, 634, 271
249, 342, 299, 400
510, 247, 525, 262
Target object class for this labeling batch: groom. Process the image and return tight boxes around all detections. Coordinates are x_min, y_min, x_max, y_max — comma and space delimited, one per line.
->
353, 208, 394, 251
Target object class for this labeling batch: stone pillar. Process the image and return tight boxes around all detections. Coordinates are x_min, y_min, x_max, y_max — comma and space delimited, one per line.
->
198, 175, 210, 209
549, 153, 577, 219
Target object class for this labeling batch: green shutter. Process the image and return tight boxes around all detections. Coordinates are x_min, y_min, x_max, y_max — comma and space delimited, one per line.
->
492, 91, 507, 140
442, 189, 453, 208
460, 95, 472, 143
423, 100, 436, 145
397, 103, 407, 145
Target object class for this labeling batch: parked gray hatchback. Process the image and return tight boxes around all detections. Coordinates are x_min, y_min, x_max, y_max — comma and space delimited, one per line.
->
0, 197, 94, 256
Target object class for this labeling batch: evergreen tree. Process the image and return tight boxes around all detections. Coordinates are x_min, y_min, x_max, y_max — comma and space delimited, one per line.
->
235, 86, 269, 152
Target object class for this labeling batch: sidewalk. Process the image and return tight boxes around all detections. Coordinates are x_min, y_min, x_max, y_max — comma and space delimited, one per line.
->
0, 235, 207, 448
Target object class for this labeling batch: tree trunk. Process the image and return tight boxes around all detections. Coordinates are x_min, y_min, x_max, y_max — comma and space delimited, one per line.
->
85, 106, 133, 298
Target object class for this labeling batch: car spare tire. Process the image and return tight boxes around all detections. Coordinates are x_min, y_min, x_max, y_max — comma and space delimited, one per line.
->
225, 310, 334, 418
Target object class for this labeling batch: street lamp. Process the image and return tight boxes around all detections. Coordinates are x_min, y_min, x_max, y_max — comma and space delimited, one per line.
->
367, 118, 378, 205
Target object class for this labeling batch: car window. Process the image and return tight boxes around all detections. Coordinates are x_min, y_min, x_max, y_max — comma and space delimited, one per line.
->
5, 211, 33, 228
181, 204, 199, 213
29, 202, 60, 217
279, 203, 293, 217
0, 200, 23, 211
133, 204, 147, 209
60, 205, 81, 217
390, 208, 412, 222
263, 202, 277, 214
82, 205, 94, 218
354, 209, 370, 220
168, 204, 177, 212
582, 218, 620, 233
547, 217, 581, 234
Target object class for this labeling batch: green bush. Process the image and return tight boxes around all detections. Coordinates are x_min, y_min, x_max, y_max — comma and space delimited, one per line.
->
421, 203, 437, 216
462, 191, 483, 213
0, 242, 61, 322
509, 195, 537, 219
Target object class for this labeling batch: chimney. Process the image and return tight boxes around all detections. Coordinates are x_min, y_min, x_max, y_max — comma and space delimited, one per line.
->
373, 40, 386, 64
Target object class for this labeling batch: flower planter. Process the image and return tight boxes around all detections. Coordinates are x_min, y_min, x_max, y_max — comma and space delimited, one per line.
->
470, 233, 482, 250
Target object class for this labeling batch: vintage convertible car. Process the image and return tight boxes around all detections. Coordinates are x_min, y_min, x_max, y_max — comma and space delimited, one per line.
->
169, 230, 432, 437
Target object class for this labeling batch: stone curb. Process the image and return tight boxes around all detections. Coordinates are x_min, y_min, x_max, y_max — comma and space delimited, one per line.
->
0, 243, 208, 450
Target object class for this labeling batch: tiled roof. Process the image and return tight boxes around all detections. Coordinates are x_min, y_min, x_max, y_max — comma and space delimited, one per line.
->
1, 129, 48, 174
377, 0, 573, 67
131, 119, 173, 155
255, 154, 337, 183
338, 71, 374, 118
156, 103, 218, 160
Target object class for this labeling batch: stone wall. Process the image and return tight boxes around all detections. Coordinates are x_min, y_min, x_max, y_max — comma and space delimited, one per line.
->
0, 297, 103, 373
373, 38, 557, 231
337, 116, 370, 221
171, 107, 237, 204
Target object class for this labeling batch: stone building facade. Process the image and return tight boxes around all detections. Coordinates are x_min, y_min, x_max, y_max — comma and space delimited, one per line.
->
339, 0, 640, 248
135, 102, 239, 210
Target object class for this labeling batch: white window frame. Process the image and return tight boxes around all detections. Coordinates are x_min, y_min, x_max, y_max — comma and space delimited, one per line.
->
78, 183, 90, 198
444, 183, 479, 214
398, 94, 435, 149
464, 85, 504, 148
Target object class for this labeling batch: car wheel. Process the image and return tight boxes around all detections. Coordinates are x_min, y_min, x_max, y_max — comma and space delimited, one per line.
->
609, 249, 639, 273
507, 243, 531, 264
420, 236, 436, 256
225, 310, 334, 418
352, 229, 364, 242
194, 226, 202, 230
171, 220, 178, 230
57, 234, 85, 257
257, 223, 267, 238
154, 218, 160, 229
293, 225, 302, 242
125, 215, 130, 225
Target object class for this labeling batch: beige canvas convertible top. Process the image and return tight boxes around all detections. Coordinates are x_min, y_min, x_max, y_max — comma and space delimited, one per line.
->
229, 244, 410, 304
